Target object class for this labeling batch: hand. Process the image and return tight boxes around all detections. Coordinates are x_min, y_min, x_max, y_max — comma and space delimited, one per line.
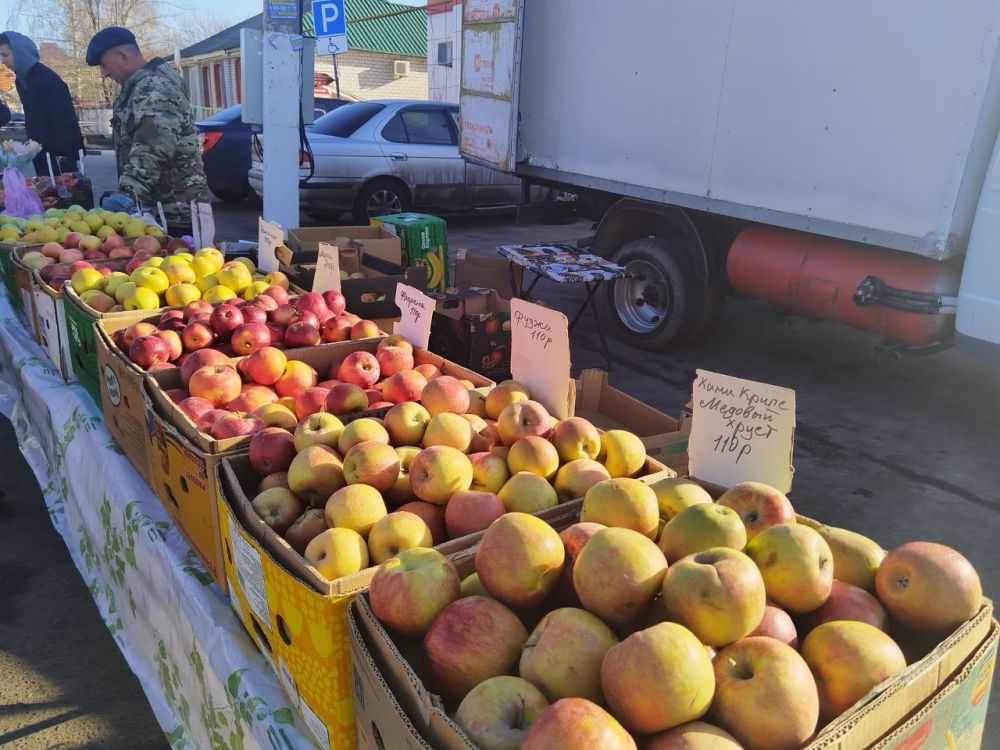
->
101, 192, 136, 213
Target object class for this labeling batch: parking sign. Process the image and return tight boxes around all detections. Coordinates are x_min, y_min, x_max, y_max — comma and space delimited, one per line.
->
312, 0, 348, 54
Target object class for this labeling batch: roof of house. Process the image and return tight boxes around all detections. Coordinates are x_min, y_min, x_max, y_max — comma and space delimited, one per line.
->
180, 0, 426, 60
179, 15, 262, 59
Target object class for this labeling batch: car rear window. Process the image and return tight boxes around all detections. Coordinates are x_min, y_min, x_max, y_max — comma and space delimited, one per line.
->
204, 105, 242, 123
312, 102, 386, 137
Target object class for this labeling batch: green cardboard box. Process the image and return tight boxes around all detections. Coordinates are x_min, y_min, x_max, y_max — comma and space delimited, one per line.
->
371, 213, 449, 292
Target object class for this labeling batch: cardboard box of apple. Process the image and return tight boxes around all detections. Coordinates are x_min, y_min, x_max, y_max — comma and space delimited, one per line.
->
0, 205, 163, 245
115, 285, 389, 383
356, 478, 986, 750
229, 367, 656, 583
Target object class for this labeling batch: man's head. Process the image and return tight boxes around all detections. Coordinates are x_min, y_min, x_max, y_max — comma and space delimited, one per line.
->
86, 27, 144, 84
0, 32, 40, 77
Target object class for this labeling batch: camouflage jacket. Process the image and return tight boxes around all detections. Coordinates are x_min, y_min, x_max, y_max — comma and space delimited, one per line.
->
112, 57, 210, 228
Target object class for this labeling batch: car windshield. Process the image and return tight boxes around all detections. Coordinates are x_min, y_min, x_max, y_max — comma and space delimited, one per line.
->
204, 105, 242, 124
311, 102, 386, 137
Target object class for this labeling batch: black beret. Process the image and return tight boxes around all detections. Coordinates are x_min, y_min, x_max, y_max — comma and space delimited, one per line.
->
86, 27, 137, 66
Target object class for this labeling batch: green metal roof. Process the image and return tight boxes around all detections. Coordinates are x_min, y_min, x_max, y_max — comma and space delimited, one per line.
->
303, 0, 427, 58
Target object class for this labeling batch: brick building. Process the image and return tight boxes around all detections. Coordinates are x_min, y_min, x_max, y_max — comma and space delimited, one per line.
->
178, 0, 428, 116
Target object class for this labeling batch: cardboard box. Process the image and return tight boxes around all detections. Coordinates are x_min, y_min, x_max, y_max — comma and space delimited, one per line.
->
349, 497, 997, 750
142, 341, 494, 593
372, 213, 449, 292
573, 369, 689, 465
280, 245, 426, 320
32, 272, 72, 380
284, 225, 401, 264
873, 622, 997, 750
452, 248, 522, 301
0, 242, 25, 314
216, 454, 496, 750
429, 289, 512, 374
94, 312, 168, 481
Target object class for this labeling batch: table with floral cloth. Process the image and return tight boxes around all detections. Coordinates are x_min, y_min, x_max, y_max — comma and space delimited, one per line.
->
0, 286, 320, 750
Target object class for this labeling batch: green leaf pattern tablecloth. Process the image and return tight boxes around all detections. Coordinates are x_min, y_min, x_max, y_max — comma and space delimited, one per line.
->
0, 289, 321, 750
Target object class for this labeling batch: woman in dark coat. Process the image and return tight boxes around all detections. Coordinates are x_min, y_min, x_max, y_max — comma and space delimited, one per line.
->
0, 32, 84, 175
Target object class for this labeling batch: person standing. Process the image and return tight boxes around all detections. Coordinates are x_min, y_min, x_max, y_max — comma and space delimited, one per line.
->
0, 32, 84, 175
86, 27, 210, 236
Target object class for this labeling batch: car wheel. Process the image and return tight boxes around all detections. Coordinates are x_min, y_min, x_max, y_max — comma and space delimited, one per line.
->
606, 236, 707, 349
353, 179, 411, 224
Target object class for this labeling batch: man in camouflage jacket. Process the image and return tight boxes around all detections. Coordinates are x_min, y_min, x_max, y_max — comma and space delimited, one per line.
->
86, 27, 210, 235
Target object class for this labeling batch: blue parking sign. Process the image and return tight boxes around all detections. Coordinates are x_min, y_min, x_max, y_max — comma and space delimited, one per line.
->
312, 0, 346, 37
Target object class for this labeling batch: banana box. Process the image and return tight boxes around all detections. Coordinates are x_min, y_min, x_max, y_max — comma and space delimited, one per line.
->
371, 213, 449, 292
216, 454, 493, 750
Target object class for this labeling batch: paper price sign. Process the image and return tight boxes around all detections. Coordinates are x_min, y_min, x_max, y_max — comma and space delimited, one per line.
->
312, 242, 341, 292
509, 298, 572, 418
257, 218, 284, 273
393, 283, 434, 349
688, 369, 795, 492
190, 201, 215, 249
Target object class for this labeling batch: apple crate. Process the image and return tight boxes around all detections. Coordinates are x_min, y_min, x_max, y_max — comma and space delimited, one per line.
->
215, 452, 495, 750
348, 499, 997, 750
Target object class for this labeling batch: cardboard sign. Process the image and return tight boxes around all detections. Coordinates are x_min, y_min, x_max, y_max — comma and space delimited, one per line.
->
688, 369, 795, 492
258, 218, 284, 273
312, 242, 341, 292
509, 298, 572, 418
393, 284, 434, 349
190, 201, 215, 249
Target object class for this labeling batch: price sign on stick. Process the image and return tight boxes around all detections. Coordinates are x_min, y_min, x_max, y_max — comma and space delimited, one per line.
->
509, 298, 572, 418
312, 242, 342, 292
190, 201, 216, 249
393, 283, 434, 349
257, 218, 283, 273
688, 369, 795, 492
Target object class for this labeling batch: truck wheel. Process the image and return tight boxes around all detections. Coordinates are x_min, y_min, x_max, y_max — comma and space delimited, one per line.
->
607, 237, 704, 348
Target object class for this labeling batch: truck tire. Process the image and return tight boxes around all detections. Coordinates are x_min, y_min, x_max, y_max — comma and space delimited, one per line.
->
352, 179, 411, 225
607, 237, 705, 349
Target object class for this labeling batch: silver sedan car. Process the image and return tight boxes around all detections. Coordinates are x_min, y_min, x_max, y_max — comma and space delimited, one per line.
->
248, 99, 540, 224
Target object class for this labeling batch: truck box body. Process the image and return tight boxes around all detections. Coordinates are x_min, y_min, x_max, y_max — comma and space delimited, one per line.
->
463, 0, 1000, 262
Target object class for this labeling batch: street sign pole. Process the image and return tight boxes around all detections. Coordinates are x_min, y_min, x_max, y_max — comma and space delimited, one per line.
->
260, 0, 302, 266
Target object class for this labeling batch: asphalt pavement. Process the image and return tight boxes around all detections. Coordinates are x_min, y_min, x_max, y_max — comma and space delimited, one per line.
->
1, 150, 998, 746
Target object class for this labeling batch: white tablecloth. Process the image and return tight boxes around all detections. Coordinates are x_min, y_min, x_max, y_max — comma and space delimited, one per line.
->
0, 288, 321, 750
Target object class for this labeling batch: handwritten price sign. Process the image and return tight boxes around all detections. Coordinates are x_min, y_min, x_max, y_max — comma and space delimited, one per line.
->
510, 298, 571, 418
688, 370, 795, 491
312, 242, 341, 292
257, 218, 284, 273
393, 283, 434, 349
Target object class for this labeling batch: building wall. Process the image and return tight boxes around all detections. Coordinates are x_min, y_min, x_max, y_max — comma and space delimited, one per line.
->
182, 48, 427, 113
315, 49, 427, 100
427, 4, 461, 103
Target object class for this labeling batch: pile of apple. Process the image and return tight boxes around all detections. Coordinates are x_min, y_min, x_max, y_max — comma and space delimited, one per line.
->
363, 480, 984, 750
235, 361, 651, 582
68, 246, 293, 312
0, 205, 163, 245
118, 287, 386, 375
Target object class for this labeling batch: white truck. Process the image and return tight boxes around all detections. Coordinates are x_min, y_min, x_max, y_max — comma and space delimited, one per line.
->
458, 0, 1000, 355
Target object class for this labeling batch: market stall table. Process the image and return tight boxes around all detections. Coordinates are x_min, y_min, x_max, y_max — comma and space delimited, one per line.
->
0, 288, 321, 750
497, 243, 630, 370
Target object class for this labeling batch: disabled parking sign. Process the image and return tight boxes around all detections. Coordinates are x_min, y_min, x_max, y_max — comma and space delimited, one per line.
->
312, 0, 348, 55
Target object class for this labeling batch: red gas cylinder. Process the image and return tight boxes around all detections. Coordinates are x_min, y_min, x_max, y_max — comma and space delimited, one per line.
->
726, 226, 960, 347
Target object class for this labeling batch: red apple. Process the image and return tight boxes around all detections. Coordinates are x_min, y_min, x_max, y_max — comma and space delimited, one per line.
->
395, 500, 448, 546
248, 427, 297, 475
270, 303, 298, 326
802, 580, 888, 634
262, 285, 289, 306
321, 289, 347, 315
292, 291, 330, 319
294, 387, 331, 420
209, 304, 244, 336
444, 490, 505, 539
181, 321, 215, 352
351, 319, 381, 340
179, 348, 231, 387
284, 321, 321, 348
128, 335, 171, 369
321, 315, 353, 342
189, 364, 243, 407
337, 351, 380, 388
230, 322, 271, 356
249, 294, 278, 312
183, 299, 214, 322
211, 412, 265, 439
717, 481, 797, 542
165, 388, 189, 404
194, 408, 229, 434
325, 383, 369, 415
747, 602, 800, 649
288, 310, 320, 329
153, 329, 183, 361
